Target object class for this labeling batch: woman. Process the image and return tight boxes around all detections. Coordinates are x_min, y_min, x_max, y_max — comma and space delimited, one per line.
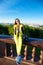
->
14, 18, 24, 65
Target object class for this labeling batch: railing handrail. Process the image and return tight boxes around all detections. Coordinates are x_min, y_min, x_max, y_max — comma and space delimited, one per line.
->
0, 38, 43, 64
0, 38, 43, 48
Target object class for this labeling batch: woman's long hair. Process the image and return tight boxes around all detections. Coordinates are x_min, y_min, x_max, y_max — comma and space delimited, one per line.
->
14, 18, 20, 25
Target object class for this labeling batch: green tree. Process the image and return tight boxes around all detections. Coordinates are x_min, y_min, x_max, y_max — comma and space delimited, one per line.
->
8, 24, 14, 36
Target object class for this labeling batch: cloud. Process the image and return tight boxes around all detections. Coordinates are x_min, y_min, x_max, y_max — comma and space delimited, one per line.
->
0, 17, 15, 23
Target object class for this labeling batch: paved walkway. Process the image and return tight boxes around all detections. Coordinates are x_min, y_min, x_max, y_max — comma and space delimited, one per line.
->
0, 58, 30, 65
0, 57, 42, 65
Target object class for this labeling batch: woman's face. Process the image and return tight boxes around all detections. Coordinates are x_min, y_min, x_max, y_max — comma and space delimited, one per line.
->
16, 20, 19, 25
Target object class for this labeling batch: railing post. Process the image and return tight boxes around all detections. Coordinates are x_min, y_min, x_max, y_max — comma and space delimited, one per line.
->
10, 44, 13, 57
31, 47, 36, 62
39, 49, 43, 64
24, 45, 28, 60
5, 44, 7, 56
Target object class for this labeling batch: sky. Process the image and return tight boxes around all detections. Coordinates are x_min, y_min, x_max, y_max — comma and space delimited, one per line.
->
0, 0, 43, 25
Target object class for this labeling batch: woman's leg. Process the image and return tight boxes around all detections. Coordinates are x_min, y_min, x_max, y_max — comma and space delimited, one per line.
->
14, 36, 19, 55
16, 36, 23, 64
14, 36, 23, 64
14, 34, 22, 56
18, 36, 22, 56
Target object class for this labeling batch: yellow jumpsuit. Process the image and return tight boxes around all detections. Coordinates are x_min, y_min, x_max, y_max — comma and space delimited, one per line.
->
14, 24, 23, 56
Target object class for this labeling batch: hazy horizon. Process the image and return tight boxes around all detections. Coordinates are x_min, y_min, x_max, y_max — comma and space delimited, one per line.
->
0, 21, 43, 25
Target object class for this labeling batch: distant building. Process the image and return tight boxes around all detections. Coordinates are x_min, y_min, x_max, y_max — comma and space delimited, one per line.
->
29, 24, 39, 28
